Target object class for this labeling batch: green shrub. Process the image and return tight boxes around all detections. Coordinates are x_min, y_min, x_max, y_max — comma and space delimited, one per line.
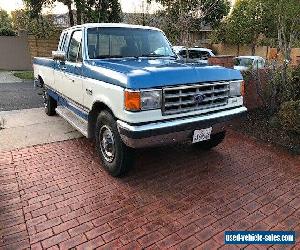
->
244, 65, 300, 115
0, 27, 16, 36
278, 100, 300, 134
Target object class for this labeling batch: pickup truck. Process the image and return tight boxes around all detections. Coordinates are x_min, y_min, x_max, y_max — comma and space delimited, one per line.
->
34, 23, 247, 177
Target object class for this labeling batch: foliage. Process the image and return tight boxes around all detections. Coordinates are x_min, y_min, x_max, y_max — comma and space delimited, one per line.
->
23, 0, 122, 26
75, 0, 122, 24
11, 9, 60, 38
214, 0, 300, 59
151, 0, 230, 45
0, 9, 13, 29
0, 27, 16, 36
278, 100, 300, 134
245, 64, 300, 134
265, 0, 300, 62
22, 0, 46, 18
214, 0, 276, 55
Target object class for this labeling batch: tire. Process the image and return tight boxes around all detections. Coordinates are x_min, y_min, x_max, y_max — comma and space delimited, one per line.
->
95, 110, 134, 177
44, 91, 57, 116
193, 131, 226, 150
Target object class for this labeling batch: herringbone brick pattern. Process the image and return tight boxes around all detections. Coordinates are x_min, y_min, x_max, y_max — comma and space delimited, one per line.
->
0, 131, 299, 249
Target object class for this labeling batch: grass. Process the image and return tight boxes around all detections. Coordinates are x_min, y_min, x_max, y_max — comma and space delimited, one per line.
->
13, 71, 34, 80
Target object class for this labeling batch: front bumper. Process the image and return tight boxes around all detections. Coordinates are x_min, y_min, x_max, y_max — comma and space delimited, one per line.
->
117, 106, 247, 148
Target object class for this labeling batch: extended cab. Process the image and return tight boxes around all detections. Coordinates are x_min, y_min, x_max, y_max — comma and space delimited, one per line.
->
33, 23, 247, 176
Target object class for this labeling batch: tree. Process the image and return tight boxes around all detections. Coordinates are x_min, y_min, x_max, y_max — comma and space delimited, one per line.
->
266, 0, 300, 62
23, 0, 122, 27
125, 0, 162, 27
0, 9, 13, 29
215, 0, 299, 59
11, 9, 59, 38
213, 18, 243, 55
58, 0, 74, 26
75, 0, 122, 24
214, 0, 276, 55
0, 9, 15, 36
23, 0, 46, 18
150, 0, 230, 45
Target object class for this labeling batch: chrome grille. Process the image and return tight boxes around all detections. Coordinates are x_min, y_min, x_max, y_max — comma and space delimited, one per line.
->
162, 82, 230, 115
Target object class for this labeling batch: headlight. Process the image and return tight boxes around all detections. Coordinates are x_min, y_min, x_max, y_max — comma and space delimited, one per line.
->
124, 89, 162, 111
141, 90, 161, 110
230, 80, 245, 97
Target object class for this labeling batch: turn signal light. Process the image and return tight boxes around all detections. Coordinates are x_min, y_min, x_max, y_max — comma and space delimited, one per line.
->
124, 90, 141, 111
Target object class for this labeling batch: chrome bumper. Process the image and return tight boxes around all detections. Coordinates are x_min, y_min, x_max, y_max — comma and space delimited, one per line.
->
117, 106, 247, 148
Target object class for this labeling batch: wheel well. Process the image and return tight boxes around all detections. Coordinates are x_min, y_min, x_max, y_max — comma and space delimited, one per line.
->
88, 102, 113, 139
38, 75, 45, 87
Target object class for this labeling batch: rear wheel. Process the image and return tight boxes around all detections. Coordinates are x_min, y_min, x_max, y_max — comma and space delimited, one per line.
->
193, 131, 226, 150
43, 90, 57, 116
95, 110, 134, 177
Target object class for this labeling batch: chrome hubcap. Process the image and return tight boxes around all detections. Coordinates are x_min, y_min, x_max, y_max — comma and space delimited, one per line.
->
99, 125, 116, 163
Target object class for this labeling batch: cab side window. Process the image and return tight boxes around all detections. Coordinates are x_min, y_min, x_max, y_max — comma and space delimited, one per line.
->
67, 30, 83, 63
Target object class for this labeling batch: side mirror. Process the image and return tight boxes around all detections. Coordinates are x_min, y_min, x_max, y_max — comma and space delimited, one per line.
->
52, 51, 66, 62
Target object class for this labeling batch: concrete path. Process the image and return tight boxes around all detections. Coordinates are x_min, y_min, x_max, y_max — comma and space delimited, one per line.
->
0, 71, 22, 83
0, 108, 82, 151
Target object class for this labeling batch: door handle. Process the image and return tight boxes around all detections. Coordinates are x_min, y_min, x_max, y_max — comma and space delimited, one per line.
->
86, 88, 93, 95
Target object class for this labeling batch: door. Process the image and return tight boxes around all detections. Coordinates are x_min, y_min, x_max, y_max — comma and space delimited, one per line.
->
59, 30, 84, 105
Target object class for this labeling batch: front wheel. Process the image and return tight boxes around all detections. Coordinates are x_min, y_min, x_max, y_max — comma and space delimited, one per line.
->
95, 111, 134, 177
193, 131, 226, 150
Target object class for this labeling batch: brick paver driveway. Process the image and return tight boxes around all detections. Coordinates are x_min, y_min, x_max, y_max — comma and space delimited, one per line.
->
1, 131, 299, 250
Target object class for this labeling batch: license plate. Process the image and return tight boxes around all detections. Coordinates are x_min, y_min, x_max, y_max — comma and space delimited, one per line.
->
192, 127, 212, 143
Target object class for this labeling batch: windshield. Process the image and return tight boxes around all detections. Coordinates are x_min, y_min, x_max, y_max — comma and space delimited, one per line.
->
234, 58, 254, 67
87, 27, 176, 59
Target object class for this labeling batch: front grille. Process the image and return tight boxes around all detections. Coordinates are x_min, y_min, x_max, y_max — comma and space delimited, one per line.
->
162, 82, 230, 115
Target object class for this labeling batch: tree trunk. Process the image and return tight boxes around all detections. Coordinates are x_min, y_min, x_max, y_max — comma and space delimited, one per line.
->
76, 8, 82, 25
237, 44, 240, 56
67, 2, 74, 27
251, 43, 256, 56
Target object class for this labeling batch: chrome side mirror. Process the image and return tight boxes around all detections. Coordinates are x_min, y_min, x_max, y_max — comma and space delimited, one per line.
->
52, 51, 66, 62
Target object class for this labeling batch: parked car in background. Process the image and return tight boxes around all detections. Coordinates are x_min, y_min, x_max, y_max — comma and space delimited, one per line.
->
173, 46, 215, 64
34, 23, 246, 177
234, 56, 266, 71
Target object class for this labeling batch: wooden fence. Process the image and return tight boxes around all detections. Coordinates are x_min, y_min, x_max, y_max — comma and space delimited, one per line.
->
27, 34, 60, 61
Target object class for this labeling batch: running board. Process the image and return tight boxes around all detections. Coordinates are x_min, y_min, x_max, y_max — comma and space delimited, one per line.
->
56, 106, 88, 137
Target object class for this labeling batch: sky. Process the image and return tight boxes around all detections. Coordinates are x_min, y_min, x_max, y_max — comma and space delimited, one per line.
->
0, 0, 161, 14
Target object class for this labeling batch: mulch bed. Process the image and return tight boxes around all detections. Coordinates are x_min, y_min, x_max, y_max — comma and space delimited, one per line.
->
231, 109, 300, 155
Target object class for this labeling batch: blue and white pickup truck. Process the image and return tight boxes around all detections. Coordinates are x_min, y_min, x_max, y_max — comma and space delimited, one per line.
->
34, 23, 247, 176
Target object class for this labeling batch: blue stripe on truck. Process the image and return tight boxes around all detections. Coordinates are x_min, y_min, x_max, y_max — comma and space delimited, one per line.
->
47, 89, 89, 121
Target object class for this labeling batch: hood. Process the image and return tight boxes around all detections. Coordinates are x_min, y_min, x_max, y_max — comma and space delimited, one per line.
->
84, 58, 243, 89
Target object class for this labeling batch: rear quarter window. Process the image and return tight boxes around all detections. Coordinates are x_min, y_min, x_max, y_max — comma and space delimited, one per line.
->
58, 32, 70, 52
